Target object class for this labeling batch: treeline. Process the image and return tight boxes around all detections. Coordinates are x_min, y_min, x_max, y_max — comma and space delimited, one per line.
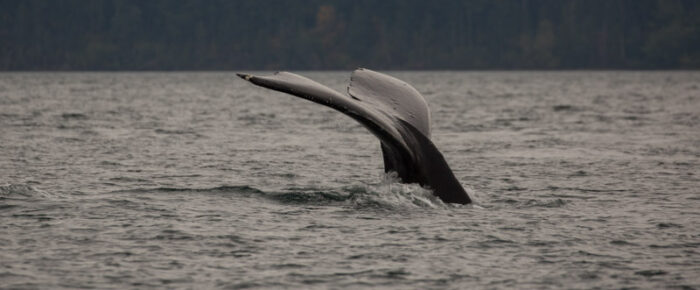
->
1, 0, 699, 70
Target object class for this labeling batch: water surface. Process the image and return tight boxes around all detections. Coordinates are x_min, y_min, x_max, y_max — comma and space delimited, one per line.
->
1, 71, 699, 289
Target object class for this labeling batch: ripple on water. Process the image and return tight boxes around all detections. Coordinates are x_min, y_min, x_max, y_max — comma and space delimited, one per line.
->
109, 178, 461, 211
2, 72, 699, 289
0, 183, 59, 200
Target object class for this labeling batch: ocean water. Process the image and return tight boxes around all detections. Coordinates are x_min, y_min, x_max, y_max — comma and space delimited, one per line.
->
0, 71, 698, 289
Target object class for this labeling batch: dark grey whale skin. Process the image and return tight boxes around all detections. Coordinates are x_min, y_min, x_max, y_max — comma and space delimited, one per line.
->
237, 69, 471, 204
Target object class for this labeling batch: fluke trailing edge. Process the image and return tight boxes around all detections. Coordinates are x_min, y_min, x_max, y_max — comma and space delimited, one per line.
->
237, 69, 471, 204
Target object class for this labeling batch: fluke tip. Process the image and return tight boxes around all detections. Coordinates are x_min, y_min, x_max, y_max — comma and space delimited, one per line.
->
236, 73, 252, 81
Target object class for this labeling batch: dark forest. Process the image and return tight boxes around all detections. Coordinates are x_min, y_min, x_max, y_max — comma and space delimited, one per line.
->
2, 0, 699, 70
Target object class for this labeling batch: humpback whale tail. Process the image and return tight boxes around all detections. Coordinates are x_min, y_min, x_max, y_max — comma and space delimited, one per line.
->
237, 69, 471, 204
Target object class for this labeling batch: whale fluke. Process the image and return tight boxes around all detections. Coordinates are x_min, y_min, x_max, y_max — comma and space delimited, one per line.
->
237, 69, 471, 204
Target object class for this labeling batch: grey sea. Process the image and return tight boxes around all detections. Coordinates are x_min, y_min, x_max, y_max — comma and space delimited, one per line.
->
1, 71, 699, 289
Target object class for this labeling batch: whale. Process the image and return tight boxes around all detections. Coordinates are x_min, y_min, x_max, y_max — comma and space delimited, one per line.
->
237, 69, 471, 204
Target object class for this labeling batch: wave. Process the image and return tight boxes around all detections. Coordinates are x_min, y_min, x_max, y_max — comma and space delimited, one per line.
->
115, 185, 264, 194
114, 175, 477, 210
3, 180, 480, 210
